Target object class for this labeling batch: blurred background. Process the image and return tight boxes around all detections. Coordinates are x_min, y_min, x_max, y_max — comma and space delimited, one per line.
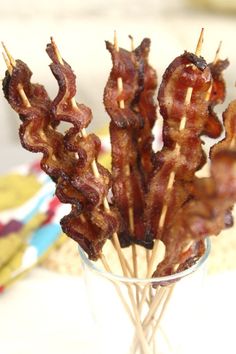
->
1, 0, 236, 172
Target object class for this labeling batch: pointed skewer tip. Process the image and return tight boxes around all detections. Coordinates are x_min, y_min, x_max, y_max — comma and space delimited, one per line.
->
114, 30, 119, 52
50, 37, 63, 65
195, 28, 204, 57
217, 40, 222, 52
1, 41, 16, 67
213, 41, 222, 65
2, 51, 12, 75
129, 35, 135, 51
50, 36, 57, 49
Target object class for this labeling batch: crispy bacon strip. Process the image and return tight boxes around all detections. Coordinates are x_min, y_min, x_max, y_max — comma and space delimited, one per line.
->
104, 41, 144, 129
132, 38, 158, 185
144, 52, 212, 241
211, 99, 236, 156
109, 122, 147, 246
104, 40, 151, 247
157, 52, 211, 173
2, 59, 74, 180
45, 41, 120, 258
61, 206, 120, 260
154, 150, 236, 277
46, 43, 111, 208
2, 47, 120, 260
203, 58, 229, 138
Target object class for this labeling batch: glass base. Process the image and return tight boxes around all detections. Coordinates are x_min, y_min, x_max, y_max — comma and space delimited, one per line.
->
79, 239, 210, 354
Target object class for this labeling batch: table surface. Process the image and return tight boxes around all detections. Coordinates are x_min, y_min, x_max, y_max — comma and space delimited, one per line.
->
0, 267, 235, 354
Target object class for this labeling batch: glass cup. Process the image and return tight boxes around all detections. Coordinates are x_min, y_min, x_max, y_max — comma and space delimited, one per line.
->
79, 239, 211, 354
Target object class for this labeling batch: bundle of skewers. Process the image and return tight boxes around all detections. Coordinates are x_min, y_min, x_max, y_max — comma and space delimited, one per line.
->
2, 29, 236, 353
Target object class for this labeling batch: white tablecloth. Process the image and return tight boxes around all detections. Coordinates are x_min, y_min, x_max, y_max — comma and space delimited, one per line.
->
0, 268, 235, 354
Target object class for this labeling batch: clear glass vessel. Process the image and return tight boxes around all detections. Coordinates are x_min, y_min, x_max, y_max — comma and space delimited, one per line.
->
79, 239, 211, 354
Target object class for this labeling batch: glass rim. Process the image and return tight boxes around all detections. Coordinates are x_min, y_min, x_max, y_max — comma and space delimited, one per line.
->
78, 238, 211, 284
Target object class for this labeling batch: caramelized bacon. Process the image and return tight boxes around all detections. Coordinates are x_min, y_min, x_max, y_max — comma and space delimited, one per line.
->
144, 162, 190, 241
203, 58, 229, 138
109, 122, 146, 246
46, 42, 111, 208
211, 99, 236, 156
61, 206, 120, 260
154, 150, 236, 277
144, 52, 212, 242
105, 39, 154, 247
104, 41, 143, 129
46, 43, 92, 132
2, 59, 73, 180
2, 45, 120, 260
46, 40, 120, 257
157, 52, 211, 163
133, 38, 158, 185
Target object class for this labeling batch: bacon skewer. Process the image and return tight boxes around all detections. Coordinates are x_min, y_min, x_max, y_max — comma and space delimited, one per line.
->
129, 36, 158, 187
47, 37, 135, 275
2, 41, 120, 262
154, 149, 236, 277
147, 29, 205, 276
148, 43, 229, 282
136, 29, 208, 312
156, 43, 228, 274
111, 33, 140, 303
120, 34, 139, 280
2, 41, 152, 352
114, 32, 135, 235
104, 34, 157, 251
138, 45, 228, 337
130, 34, 158, 305
48, 38, 152, 351
129, 35, 158, 305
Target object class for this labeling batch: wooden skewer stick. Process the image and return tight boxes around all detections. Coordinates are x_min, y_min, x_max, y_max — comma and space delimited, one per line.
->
230, 135, 236, 149
2, 43, 31, 108
50, 37, 134, 277
1, 41, 16, 67
50, 38, 151, 352
148, 285, 174, 345
132, 286, 168, 352
115, 31, 140, 304
128, 34, 139, 286
142, 286, 167, 329
2, 51, 13, 75
205, 41, 222, 102
113, 32, 138, 278
130, 33, 152, 303
100, 254, 136, 324
138, 29, 204, 313
114, 33, 154, 351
